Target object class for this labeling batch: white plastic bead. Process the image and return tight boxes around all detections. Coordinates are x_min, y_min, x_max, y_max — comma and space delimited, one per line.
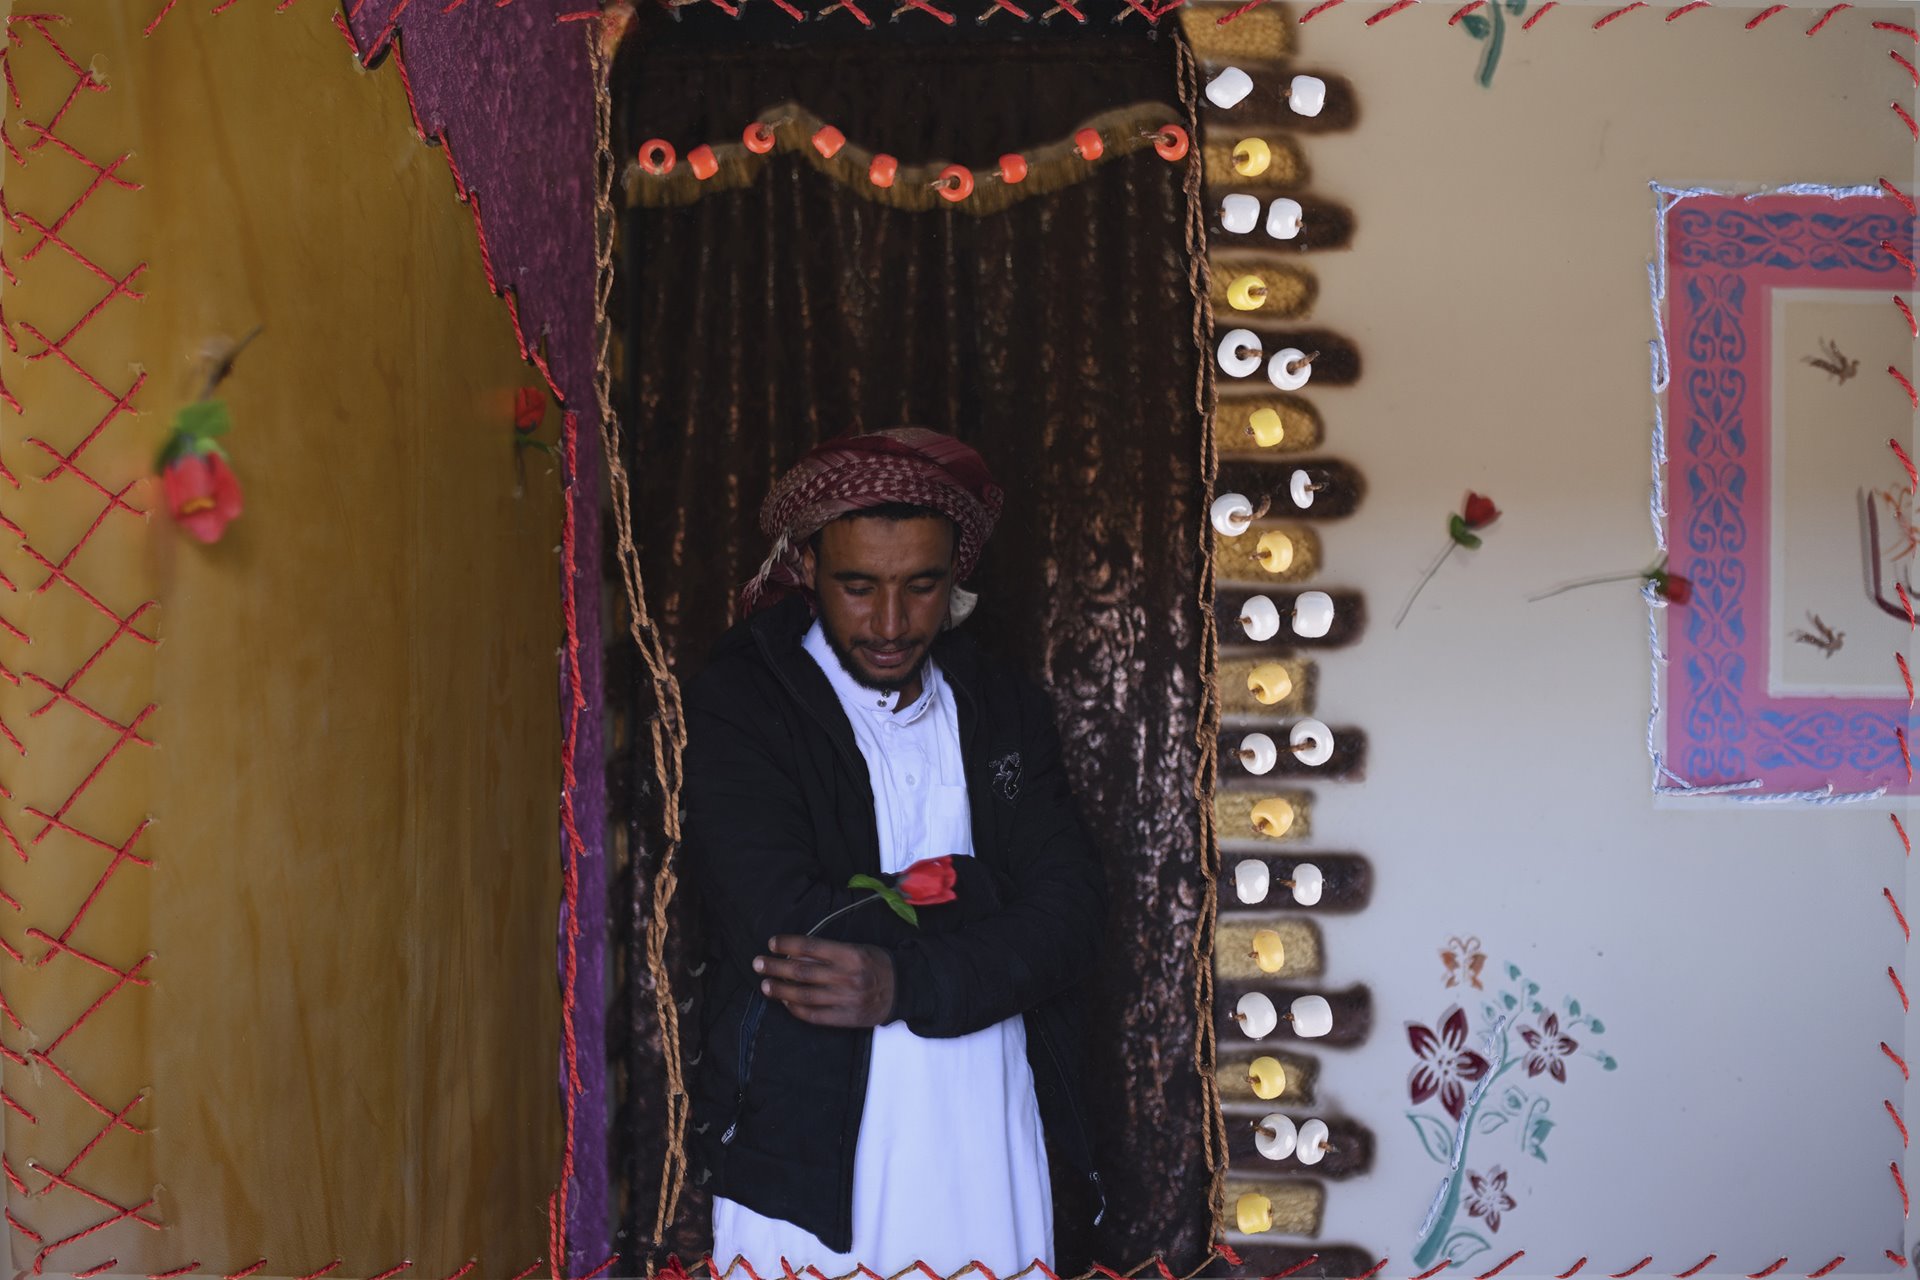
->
1288, 993, 1333, 1039
1239, 594, 1281, 642
1288, 861, 1324, 906
1221, 193, 1261, 235
1290, 719, 1334, 767
1218, 329, 1262, 378
1266, 197, 1304, 240
1236, 991, 1279, 1039
1297, 1117, 1331, 1164
1288, 75, 1327, 118
1289, 469, 1317, 511
1268, 348, 1312, 392
1234, 858, 1271, 904
1239, 732, 1278, 776
1292, 590, 1334, 639
1206, 66, 1255, 110
1254, 1113, 1298, 1161
1211, 493, 1256, 537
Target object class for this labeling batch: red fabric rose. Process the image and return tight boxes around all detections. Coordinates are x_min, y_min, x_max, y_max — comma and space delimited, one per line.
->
894, 855, 958, 906
1462, 492, 1500, 529
514, 386, 546, 434
1660, 574, 1691, 605
163, 450, 243, 544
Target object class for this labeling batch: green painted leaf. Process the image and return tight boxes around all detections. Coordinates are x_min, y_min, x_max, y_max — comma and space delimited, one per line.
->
1588, 1018, 1605, 1034
1443, 1231, 1491, 1266
1527, 1116, 1555, 1161
1477, 1111, 1510, 1134
1459, 12, 1490, 36
1504, 0, 1525, 13
1506, 963, 1521, 979
1601, 1054, 1617, 1070
1567, 998, 1581, 1017
1407, 1112, 1455, 1163
1500, 992, 1517, 1009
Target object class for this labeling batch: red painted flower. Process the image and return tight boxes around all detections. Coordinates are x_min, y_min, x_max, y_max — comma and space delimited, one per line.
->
894, 855, 958, 906
1519, 1012, 1579, 1082
1408, 1005, 1490, 1120
163, 449, 243, 544
1464, 1166, 1518, 1233
1462, 492, 1500, 529
1659, 573, 1691, 605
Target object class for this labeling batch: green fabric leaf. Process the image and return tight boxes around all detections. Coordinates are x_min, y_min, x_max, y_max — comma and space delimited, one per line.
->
175, 399, 232, 441
1449, 514, 1484, 549
847, 874, 889, 894
1459, 12, 1490, 36
884, 896, 919, 927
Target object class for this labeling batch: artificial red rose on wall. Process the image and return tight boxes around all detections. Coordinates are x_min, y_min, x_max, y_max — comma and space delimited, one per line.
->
157, 401, 243, 545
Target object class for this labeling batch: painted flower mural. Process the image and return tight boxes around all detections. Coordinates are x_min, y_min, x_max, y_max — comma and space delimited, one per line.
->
1520, 1013, 1578, 1082
1407, 949, 1618, 1268
1407, 1006, 1490, 1121
1463, 1166, 1517, 1233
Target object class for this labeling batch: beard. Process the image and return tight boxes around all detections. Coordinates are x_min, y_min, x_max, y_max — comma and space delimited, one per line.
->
821, 620, 930, 695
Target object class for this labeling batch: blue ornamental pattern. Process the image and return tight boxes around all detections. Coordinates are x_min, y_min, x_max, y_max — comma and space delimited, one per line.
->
1670, 202, 1914, 789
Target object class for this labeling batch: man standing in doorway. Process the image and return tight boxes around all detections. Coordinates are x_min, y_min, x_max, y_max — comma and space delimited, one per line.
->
683, 428, 1106, 1275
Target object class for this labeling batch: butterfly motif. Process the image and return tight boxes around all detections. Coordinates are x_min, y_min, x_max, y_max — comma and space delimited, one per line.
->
1441, 935, 1486, 990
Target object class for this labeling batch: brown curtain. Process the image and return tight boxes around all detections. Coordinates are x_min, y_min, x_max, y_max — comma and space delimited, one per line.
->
608, 26, 1210, 1270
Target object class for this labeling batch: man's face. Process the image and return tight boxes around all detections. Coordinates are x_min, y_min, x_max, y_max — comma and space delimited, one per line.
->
801, 515, 955, 698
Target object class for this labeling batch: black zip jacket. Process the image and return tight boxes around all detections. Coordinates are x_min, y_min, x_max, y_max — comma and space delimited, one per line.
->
683, 595, 1107, 1254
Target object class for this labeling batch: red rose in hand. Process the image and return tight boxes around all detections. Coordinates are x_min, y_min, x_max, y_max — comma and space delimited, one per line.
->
894, 855, 958, 906
1462, 492, 1500, 529
1660, 573, 1692, 605
163, 449, 243, 544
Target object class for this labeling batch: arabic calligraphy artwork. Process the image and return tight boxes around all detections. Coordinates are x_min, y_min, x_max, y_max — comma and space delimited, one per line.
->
1660, 190, 1918, 796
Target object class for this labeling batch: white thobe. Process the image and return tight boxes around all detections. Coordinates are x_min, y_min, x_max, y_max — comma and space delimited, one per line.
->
712, 622, 1053, 1275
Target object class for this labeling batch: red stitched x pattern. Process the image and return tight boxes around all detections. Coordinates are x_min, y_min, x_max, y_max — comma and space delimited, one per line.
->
0, 14, 159, 1275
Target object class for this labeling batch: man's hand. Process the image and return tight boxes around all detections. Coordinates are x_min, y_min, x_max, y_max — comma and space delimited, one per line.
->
754, 936, 896, 1028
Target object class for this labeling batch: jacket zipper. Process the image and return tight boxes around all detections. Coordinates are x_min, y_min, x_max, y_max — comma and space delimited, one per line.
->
1033, 1018, 1107, 1225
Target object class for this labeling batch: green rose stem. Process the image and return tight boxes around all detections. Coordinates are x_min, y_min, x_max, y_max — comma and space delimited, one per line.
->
1413, 1027, 1517, 1268
809, 875, 919, 936
1394, 541, 1458, 629
1526, 571, 1647, 602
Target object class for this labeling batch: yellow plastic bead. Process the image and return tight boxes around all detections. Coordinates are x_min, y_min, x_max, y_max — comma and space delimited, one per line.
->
1247, 662, 1293, 705
1251, 929, 1286, 973
1226, 274, 1269, 311
1256, 530, 1295, 574
1248, 407, 1286, 448
1232, 137, 1272, 178
1236, 1191, 1274, 1234
1251, 797, 1295, 838
1248, 1055, 1287, 1100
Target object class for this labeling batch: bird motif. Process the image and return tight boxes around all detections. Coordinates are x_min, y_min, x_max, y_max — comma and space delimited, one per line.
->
1803, 338, 1859, 385
1791, 612, 1844, 658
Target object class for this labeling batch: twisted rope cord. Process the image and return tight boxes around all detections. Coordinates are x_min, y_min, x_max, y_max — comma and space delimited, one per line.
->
589, 31, 694, 1260
1173, 29, 1228, 1237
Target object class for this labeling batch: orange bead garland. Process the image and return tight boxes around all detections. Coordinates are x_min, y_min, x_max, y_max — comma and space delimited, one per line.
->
935, 164, 975, 202
811, 125, 846, 159
1073, 127, 1104, 161
869, 153, 899, 188
1152, 124, 1190, 162
997, 153, 1028, 184
742, 121, 776, 154
687, 144, 719, 181
638, 138, 676, 175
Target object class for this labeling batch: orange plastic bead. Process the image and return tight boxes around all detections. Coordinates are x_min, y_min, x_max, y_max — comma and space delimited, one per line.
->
997, 153, 1028, 184
935, 164, 975, 202
1074, 128, 1104, 161
1153, 124, 1190, 162
743, 122, 776, 154
812, 125, 846, 159
687, 144, 719, 181
638, 138, 677, 175
869, 154, 899, 188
